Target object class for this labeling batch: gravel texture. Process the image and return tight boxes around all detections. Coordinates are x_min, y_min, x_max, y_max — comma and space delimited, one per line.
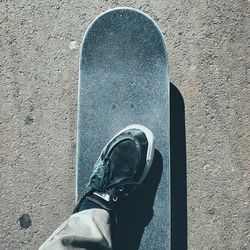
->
1, 0, 249, 249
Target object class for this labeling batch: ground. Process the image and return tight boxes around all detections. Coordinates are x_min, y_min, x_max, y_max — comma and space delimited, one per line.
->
1, 0, 249, 249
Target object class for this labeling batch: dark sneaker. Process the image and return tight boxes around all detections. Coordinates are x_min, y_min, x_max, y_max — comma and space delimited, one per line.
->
74, 124, 155, 212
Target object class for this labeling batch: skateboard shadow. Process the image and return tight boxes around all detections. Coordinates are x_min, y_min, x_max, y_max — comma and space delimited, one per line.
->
170, 83, 187, 250
114, 149, 163, 250
113, 83, 187, 250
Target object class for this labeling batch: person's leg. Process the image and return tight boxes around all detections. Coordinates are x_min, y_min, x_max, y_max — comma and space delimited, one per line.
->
39, 208, 112, 250
39, 125, 155, 250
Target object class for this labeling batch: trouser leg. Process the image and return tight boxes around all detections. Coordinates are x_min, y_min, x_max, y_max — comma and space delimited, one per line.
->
39, 208, 112, 250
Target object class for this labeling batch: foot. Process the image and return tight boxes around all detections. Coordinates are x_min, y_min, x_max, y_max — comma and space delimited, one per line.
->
74, 124, 155, 212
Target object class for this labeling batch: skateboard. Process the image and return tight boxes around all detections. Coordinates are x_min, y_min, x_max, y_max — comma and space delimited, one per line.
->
76, 7, 170, 249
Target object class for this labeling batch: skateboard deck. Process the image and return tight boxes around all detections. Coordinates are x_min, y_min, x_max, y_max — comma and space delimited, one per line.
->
76, 7, 170, 249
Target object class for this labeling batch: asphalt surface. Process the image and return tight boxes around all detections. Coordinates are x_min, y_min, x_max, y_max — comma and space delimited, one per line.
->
1, 0, 249, 249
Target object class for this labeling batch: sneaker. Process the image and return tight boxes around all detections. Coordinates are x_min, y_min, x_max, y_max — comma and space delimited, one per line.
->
74, 124, 155, 212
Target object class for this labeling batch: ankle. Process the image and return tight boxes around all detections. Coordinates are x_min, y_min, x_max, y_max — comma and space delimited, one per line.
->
77, 198, 103, 212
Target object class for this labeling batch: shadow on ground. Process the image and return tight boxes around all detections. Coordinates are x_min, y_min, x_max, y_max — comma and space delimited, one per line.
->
170, 83, 187, 250
113, 83, 187, 250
